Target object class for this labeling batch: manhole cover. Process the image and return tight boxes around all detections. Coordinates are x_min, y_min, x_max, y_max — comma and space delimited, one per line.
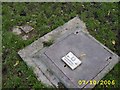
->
34, 29, 114, 88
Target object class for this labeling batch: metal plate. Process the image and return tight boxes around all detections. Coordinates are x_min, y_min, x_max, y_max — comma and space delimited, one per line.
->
62, 52, 82, 70
44, 31, 112, 88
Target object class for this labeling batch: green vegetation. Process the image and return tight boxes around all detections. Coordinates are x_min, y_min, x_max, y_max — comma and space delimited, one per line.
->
2, 2, 119, 89
43, 39, 54, 47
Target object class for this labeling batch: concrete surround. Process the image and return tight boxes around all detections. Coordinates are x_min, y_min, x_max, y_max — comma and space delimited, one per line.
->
18, 16, 119, 89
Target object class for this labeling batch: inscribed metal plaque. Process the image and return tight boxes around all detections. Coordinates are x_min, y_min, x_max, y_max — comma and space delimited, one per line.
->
62, 52, 82, 70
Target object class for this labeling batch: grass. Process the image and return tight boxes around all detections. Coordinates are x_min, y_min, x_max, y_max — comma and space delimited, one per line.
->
43, 39, 54, 47
2, 2, 120, 89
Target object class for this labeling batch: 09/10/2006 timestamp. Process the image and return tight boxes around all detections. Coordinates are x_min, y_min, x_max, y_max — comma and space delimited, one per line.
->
78, 80, 115, 87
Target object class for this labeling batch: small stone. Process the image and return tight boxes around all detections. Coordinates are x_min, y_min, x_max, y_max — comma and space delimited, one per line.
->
112, 40, 115, 45
108, 10, 110, 16
112, 9, 115, 11
11, 19, 14, 21
15, 41, 17, 44
29, 20, 32, 23
32, 14, 36, 17
27, 22, 30, 24
22, 35, 29, 40
20, 25, 34, 33
3, 46, 5, 49
82, 4, 85, 8
61, 10, 63, 13
12, 27, 22, 35
52, 14, 55, 17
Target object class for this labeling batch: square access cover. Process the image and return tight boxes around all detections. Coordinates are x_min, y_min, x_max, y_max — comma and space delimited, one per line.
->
41, 29, 113, 88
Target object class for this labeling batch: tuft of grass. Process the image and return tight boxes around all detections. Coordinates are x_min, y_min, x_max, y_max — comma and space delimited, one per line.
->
43, 39, 54, 47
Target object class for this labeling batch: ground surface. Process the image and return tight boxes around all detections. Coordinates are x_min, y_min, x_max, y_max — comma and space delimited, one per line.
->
2, 2, 120, 89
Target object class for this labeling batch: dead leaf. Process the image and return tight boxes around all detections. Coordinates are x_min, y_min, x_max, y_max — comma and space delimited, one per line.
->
112, 40, 115, 45
82, 4, 85, 8
79, 52, 86, 60
108, 10, 110, 16
14, 60, 19, 67
80, 53, 86, 57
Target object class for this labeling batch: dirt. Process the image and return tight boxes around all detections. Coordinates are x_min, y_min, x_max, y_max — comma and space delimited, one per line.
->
2, 48, 10, 63
11, 25, 37, 40
2, 64, 7, 75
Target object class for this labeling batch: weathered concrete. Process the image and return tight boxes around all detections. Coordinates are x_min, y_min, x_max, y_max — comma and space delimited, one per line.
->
12, 26, 22, 35
12, 25, 35, 40
18, 16, 119, 89
20, 25, 34, 33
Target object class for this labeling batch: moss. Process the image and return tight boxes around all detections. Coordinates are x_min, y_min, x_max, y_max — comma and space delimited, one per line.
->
43, 39, 54, 47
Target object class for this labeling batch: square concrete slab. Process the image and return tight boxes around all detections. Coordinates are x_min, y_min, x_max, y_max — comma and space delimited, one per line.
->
18, 16, 119, 89
20, 25, 34, 33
